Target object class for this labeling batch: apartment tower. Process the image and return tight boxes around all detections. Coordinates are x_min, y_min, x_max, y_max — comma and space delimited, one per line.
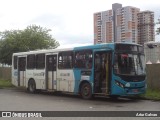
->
115, 6, 140, 43
138, 11, 155, 45
94, 3, 122, 44
94, 3, 155, 45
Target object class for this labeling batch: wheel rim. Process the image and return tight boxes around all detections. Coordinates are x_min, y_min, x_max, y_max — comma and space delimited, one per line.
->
83, 85, 90, 96
29, 82, 34, 92
81, 83, 91, 99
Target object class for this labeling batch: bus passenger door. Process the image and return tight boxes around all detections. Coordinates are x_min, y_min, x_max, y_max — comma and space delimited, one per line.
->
94, 51, 112, 94
18, 57, 26, 87
46, 55, 57, 90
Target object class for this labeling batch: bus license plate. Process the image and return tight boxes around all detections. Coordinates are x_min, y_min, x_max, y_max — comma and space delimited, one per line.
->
133, 89, 138, 92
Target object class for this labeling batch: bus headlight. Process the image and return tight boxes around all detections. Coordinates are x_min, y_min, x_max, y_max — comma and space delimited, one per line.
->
115, 80, 124, 88
125, 83, 130, 87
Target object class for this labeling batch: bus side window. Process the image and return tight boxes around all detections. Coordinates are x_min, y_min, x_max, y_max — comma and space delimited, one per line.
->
86, 59, 92, 69
58, 56, 63, 69
58, 51, 73, 69
75, 50, 92, 69
36, 54, 45, 69
14, 56, 18, 69
19, 57, 26, 71
75, 52, 83, 68
27, 54, 35, 69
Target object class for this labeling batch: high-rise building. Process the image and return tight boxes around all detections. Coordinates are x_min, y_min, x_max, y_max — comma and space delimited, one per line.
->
115, 6, 140, 43
94, 10, 114, 44
94, 12, 103, 44
94, 3, 155, 45
112, 3, 122, 43
94, 3, 122, 44
138, 11, 155, 45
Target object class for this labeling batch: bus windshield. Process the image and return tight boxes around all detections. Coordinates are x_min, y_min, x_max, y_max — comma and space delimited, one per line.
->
114, 53, 145, 75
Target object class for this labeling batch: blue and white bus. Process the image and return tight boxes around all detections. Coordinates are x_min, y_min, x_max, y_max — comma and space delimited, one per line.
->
12, 43, 146, 99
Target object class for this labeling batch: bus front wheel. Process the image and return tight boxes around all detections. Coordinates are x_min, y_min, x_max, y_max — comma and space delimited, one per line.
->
109, 95, 119, 100
80, 82, 92, 99
28, 79, 36, 93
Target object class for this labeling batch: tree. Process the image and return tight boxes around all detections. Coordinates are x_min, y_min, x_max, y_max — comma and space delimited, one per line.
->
0, 25, 59, 65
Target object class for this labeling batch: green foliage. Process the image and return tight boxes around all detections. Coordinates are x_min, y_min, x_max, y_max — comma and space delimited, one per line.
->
0, 79, 13, 88
0, 25, 60, 65
141, 88, 160, 101
145, 89, 160, 100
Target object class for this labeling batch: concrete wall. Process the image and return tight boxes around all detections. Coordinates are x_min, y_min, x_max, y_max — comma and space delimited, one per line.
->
146, 64, 160, 90
0, 67, 11, 80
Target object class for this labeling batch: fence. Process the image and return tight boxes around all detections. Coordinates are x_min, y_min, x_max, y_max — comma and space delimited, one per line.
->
0, 67, 11, 80
0, 65, 160, 90
146, 64, 160, 90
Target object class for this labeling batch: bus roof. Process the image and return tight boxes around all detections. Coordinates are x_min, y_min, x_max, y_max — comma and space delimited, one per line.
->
13, 42, 141, 56
13, 48, 73, 56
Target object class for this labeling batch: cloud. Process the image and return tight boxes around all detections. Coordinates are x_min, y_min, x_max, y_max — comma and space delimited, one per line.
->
29, 13, 65, 28
28, 12, 93, 46
0, 0, 160, 45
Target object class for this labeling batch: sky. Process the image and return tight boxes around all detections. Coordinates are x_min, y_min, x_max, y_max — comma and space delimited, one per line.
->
0, 0, 159, 48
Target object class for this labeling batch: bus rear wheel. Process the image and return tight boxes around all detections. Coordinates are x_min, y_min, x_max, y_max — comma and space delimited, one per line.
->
80, 82, 92, 99
28, 79, 36, 93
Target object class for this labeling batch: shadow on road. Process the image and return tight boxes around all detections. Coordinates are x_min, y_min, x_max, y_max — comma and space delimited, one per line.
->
9, 87, 142, 103
38, 91, 141, 103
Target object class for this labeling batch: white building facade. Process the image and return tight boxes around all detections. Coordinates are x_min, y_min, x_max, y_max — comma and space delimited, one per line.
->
144, 42, 160, 64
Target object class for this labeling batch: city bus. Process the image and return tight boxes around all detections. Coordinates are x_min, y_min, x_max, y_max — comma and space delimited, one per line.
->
12, 43, 146, 99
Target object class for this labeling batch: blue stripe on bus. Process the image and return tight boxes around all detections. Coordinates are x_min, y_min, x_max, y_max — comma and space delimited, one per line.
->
73, 68, 81, 94
73, 68, 94, 94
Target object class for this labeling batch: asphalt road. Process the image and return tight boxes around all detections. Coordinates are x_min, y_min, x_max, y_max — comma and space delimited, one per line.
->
0, 88, 160, 120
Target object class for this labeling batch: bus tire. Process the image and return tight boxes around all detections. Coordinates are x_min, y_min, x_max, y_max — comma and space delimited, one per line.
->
80, 82, 92, 99
109, 95, 119, 100
28, 79, 36, 93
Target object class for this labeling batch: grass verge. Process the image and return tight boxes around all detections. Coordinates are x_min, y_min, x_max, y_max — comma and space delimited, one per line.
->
0, 79, 14, 88
141, 88, 160, 101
